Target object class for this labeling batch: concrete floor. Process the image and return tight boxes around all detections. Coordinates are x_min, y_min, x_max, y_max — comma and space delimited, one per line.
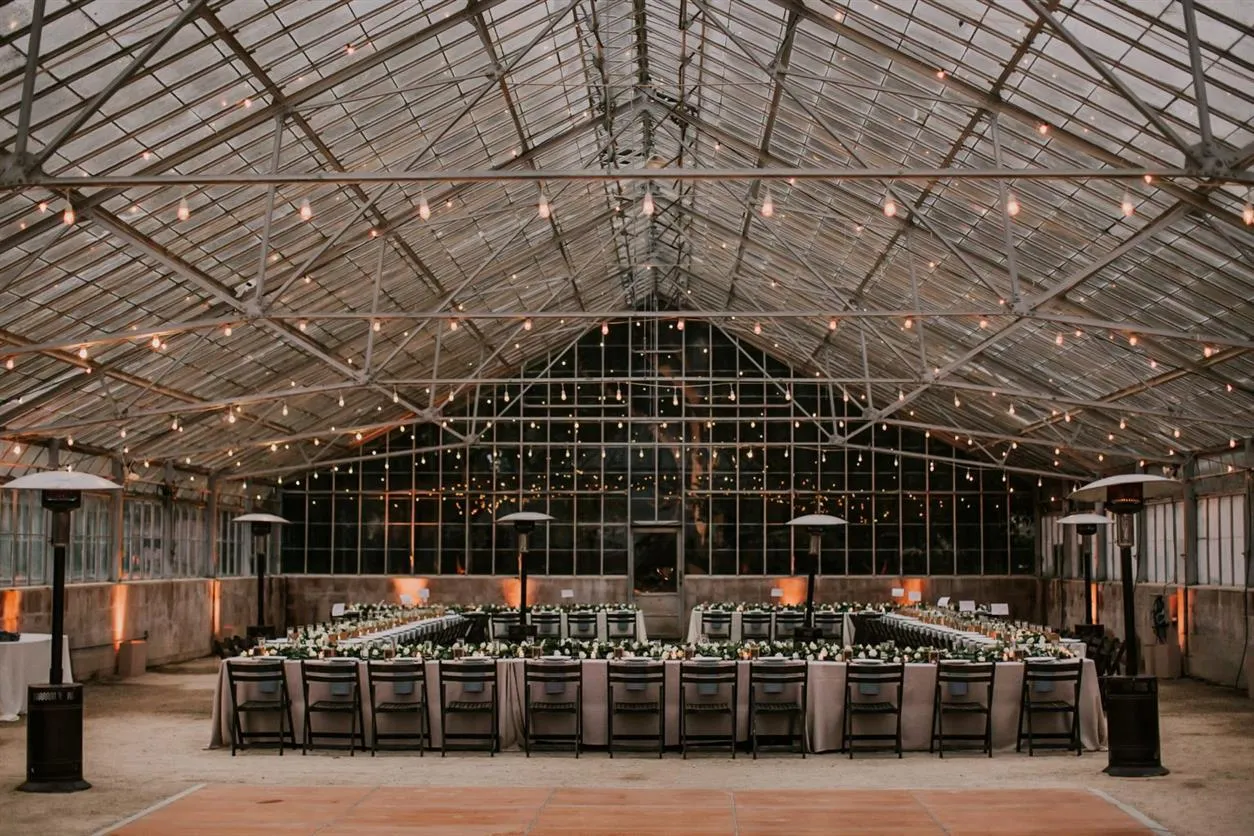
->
0, 658, 1250, 836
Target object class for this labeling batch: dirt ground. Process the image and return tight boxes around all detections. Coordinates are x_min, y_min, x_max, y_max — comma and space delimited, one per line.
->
0, 659, 1250, 835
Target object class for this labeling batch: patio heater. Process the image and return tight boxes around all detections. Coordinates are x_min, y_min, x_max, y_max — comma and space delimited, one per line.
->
1058, 513, 1113, 630
6, 471, 122, 793
786, 514, 846, 642
1070, 473, 1178, 777
497, 511, 554, 641
234, 513, 288, 641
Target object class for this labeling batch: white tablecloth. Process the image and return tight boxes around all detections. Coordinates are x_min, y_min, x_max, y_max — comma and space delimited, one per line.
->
0, 633, 74, 721
268, 614, 466, 649
210, 656, 1103, 753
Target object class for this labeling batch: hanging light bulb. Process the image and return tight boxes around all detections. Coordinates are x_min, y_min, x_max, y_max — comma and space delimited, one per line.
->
38, 201, 47, 214
418, 194, 431, 220
672, 392, 679, 407
3, 358, 12, 370
449, 319, 459, 331
676, 318, 685, 332
760, 187, 774, 218
728, 386, 737, 402
282, 402, 289, 416
1244, 198, 1254, 226
903, 317, 913, 329
828, 317, 838, 331
299, 198, 313, 221
523, 318, 533, 331
62, 199, 75, 225
1120, 191, 1135, 217
601, 321, 609, 336
1119, 417, 1127, 430
372, 320, 381, 332
223, 324, 233, 337
171, 417, 179, 431
1008, 403, 1015, 415
150, 335, 161, 349
177, 196, 190, 221
537, 190, 551, 219
298, 320, 307, 332
77, 346, 88, 359
391, 388, 399, 403
1005, 191, 1021, 217
227, 408, 237, 424
979, 317, 988, 329
883, 193, 897, 217
615, 386, 623, 402
753, 322, 762, 335
338, 394, 345, 408
503, 388, 510, 401
560, 387, 567, 402
641, 189, 655, 216
119, 427, 127, 439
1203, 345, 1213, 358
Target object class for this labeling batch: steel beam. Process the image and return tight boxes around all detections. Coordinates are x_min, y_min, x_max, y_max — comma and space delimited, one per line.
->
10, 0, 46, 162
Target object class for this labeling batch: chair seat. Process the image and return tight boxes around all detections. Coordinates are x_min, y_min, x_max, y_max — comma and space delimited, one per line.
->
753, 701, 802, 714
531, 701, 578, 712
446, 700, 494, 713
237, 699, 286, 711
375, 701, 424, 713
685, 702, 731, 714
309, 700, 357, 712
939, 701, 990, 713
613, 701, 660, 713
1026, 700, 1075, 711
848, 701, 897, 713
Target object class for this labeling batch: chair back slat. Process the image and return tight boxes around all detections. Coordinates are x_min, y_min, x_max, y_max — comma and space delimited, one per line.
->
937, 661, 995, 684
439, 660, 498, 683
226, 659, 287, 683
607, 660, 665, 684
302, 659, 361, 685
846, 662, 904, 684
1024, 659, 1083, 683
524, 659, 582, 683
367, 660, 426, 684
680, 660, 737, 683
749, 660, 806, 683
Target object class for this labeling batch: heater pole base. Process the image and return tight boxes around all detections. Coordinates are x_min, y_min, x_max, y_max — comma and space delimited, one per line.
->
1102, 764, 1170, 778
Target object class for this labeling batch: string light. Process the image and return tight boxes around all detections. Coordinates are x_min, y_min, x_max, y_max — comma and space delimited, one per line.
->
372, 320, 381, 332
4, 358, 12, 370
883, 193, 897, 217
759, 187, 774, 218
676, 318, 685, 331
391, 389, 399, 403
523, 318, 533, 331
298, 320, 307, 332
904, 317, 913, 329
223, 324, 233, 337
1120, 191, 1135, 217
537, 190, 551, 219
150, 335, 161, 349
77, 346, 88, 359
828, 317, 838, 331
418, 195, 431, 220
62, 198, 75, 225
1129, 334, 1138, 346
282, 402, 289, 416
299, 198, 313, 221
177, 196, 190, 221
1244, 197, 1254, 226
1005, 191, 1021, 217
601, 322, 609, 336
337, 394, 345, 407
449, 320, 459, 331
227, 408, 236, 424
1203, 345, 1213, 358
1055, 333, 1064, 346
641, 189, 655, 216
753, 322, 762, 335
979, 317, 988, 329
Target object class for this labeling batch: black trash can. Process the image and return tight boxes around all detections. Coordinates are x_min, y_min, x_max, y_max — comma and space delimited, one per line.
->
19, 683, 90, 793
1104, 675, 1169, 777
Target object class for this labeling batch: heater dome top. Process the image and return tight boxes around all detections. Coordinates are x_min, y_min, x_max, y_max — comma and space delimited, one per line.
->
234, 513, 290, 524
4, 471, 122, 491
787, 513, 847, 527
1058, 513, 1114, 526
1069, 473, 1179, 503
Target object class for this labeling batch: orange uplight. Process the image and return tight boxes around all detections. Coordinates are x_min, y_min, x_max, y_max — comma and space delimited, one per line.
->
210, 579, 221, 637
111, 584, 128, 651
390, 577, 430, 603
776, 577, 808, 606
1090, 582, 1100, 624
1, 589, 20, 633
500, 578, 537, 608
900, 578, 925, 603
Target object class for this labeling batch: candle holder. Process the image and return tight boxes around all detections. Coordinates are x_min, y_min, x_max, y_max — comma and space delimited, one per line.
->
613, 646, 624, 660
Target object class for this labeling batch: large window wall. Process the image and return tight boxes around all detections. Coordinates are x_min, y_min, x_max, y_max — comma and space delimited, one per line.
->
281, 319, 1036, 576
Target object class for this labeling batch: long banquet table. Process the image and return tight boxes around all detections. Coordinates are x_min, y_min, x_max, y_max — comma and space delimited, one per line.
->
686, 607, 854, 644
0, 633, 74, 721
210, 655, 1103, 753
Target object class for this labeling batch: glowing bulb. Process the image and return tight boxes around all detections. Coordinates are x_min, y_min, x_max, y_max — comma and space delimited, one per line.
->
1244, 202, 1254, 225
601, 322, 609, 335
63, 202, 75, 225
171, 417, 179, 431
753, 322, 762, 335
282, 402, 288, 416
979, 317, 988, 329
1119, 418, 1127, 430
119, 428, 127, 438
1203, 345, 1213, 358
641, 189, 655, 216
523, 318, 533, 331
449, 320, 459, 331
537, 191, 551, 219
1121, 191, 1135, 217
150, 335, 161, 348
1008, 404, 1015, 415
299, 198, 312, 221
298, 320, 307, 332
223, 325, 232, 337
828, 317, 838, 330
418, 195, 431, 220
760, 189, 774, 217
1005, 192, 1020, 217
4, 358, 12, 370
903, 317, 913, 329
338, 395, 345, 407
177, 196, 190, 221
1128, 334, 1138, 346
38, 201, 47, 213
676, 318, 684, 331
1055, 333, 1064, 346
392, 389, 399, 403
77, 346, 88, 359
883, 196, 897, 217
227, 410, 236, 424
372, 320, 381, 332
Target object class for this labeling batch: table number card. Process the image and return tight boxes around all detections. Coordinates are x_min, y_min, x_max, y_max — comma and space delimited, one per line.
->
560, 589, 575, 599
770, 588, 784, 598
990, 603, 1010, 616
890, 587, 905, 598
399, 594, 414, 606
330, 602, 346, 617
937, 596, 951, 607
907, 590, 922, 602
958, 600, 976, 613
418, 588, 430, 601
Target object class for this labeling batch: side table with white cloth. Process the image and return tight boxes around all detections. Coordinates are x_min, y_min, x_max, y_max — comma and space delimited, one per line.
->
0, 634, 74, 721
